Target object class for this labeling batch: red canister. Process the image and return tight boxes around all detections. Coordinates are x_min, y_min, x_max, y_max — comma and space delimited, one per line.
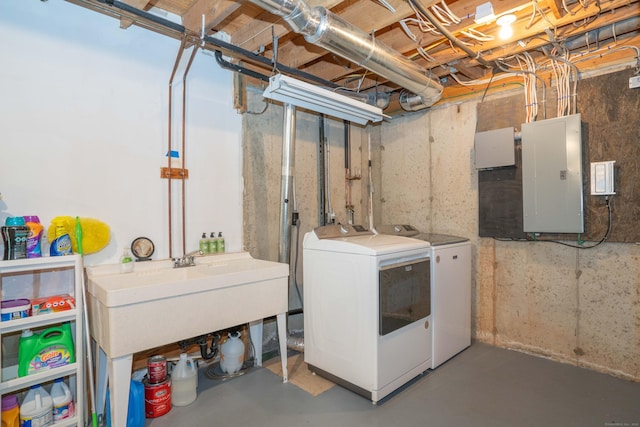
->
147, 355, 167, 384
143, 376, 172, 418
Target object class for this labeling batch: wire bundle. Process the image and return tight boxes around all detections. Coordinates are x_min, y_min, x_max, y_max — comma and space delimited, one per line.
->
399, 0, 493, 61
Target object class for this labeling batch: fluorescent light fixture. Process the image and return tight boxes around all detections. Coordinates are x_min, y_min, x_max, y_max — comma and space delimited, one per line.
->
263, 74, 388, 125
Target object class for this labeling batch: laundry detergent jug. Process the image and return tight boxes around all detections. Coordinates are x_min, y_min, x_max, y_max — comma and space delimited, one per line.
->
18, 323, 75, 377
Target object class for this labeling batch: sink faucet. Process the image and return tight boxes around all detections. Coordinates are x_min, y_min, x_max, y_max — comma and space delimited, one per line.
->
173, 250, 203, 268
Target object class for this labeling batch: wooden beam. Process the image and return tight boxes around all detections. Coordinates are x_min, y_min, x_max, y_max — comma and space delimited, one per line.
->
118, 0, 149, 28
119, 0, 150, 9
543, 0, 564, 19
182, 0, 245, 35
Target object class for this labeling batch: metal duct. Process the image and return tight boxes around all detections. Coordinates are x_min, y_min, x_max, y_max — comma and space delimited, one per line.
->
248, 0, 444, 109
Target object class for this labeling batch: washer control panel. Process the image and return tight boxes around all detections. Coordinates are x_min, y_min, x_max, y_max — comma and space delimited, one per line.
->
314, 224, 373, 239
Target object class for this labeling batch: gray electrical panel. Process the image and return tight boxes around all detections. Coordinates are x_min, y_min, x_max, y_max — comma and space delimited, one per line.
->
521, 114, 584, 233
474, 127, 516, 169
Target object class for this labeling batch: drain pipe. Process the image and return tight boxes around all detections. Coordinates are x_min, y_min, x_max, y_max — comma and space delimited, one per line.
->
248, 0, 443, 109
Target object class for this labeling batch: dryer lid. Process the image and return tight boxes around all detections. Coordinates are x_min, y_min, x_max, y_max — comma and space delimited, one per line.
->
304, 228, 429, 255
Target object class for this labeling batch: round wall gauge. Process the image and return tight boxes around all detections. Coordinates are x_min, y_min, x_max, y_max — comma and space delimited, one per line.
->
131, 237, 154, 261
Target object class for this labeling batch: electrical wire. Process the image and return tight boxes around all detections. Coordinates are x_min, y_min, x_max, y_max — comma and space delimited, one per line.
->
450, 70, 519, 87
292, 215, 303, 308
493, 197, 614, 249
548, 196, 613, 249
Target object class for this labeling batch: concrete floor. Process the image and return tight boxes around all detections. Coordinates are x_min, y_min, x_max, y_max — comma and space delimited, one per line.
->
146, 342, 640, 427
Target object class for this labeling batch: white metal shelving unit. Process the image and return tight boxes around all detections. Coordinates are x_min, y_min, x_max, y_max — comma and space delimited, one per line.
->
0, 255, 85, 427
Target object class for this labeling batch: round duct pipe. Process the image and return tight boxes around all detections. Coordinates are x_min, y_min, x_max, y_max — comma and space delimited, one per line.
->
248, 0, 443, 110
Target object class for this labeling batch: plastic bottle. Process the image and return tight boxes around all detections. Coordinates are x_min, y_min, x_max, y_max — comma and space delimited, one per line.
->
120, 247, 135, 273
40, 229, 50, 257
20, 384, 53, 427
171, 353, 198, 406
1, 394, 20, 427
51, 377, 75, 422
199, 233, 208, 254
105, 380, 144, 427
49, 219, 72, 256
24, 216, 44, 258
220, 331, 244, 374
18, 323, 76, 377
216, 232, 225, 253
2, 216, 29, 260
208, 232, 217, 254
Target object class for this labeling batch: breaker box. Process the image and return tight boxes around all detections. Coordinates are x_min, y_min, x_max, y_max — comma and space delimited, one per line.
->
521, 114, 584, 233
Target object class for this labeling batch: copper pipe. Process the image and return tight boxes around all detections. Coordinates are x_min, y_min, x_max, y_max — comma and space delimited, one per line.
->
181, 44, 199, 255
168, 36, 187, 259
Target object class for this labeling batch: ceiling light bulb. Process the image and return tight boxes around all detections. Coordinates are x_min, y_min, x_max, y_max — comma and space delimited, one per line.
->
496, 14, 516, 40
498, 25, 513, 39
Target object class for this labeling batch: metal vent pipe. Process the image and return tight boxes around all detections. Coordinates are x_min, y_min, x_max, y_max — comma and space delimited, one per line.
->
249, 0, 444, 109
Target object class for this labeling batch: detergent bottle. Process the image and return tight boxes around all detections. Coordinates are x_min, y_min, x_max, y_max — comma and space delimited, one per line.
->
172, 353, 198, 406
20, 384, 53, 427
50, 219, 72, 256
23, 215, 43, 258
2, 216, 29, 260
220, 331, 244, 374
105, 379, 144, 427
1, 394, 20, 427
51, 377, 75, 422
18, 323, 76, 377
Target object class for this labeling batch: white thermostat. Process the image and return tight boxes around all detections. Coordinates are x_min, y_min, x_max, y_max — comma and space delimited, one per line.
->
590, 161, 615, 195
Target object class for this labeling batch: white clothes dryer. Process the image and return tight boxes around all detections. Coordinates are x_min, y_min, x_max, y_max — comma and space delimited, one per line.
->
303, 224, 432, 403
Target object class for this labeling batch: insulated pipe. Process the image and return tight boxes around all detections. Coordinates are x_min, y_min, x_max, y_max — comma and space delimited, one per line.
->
278, 103, 296, 265
564, 16, 640, 51
248, 0, 444, 107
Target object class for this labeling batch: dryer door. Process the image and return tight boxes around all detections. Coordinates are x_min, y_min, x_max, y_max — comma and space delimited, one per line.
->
379, 258, 430, 336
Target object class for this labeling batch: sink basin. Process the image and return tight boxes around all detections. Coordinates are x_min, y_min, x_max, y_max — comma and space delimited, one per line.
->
86, 252, 289, 308
107, 266, 209, 284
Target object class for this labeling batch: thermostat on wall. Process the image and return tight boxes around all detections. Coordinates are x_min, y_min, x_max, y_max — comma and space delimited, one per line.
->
590, 161, 615, 195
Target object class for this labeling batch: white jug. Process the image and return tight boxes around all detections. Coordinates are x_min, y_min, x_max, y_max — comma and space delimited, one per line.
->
51, 377, 75, 421
20, 384, 53, 426
171, 353, 198, 407
220, 332, 245, 374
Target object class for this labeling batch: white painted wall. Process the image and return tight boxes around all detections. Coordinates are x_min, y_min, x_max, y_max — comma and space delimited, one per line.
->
0, 0, 242, 266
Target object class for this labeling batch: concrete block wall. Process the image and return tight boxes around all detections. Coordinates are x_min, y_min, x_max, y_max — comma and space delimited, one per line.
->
242, 86, 640, 381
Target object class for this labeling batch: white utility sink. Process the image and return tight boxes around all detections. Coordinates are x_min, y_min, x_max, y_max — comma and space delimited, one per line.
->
86, 251, 289, 427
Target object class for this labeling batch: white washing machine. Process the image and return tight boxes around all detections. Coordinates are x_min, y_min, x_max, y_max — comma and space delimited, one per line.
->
375, 224, 471, 369
303, 224, 432, 403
